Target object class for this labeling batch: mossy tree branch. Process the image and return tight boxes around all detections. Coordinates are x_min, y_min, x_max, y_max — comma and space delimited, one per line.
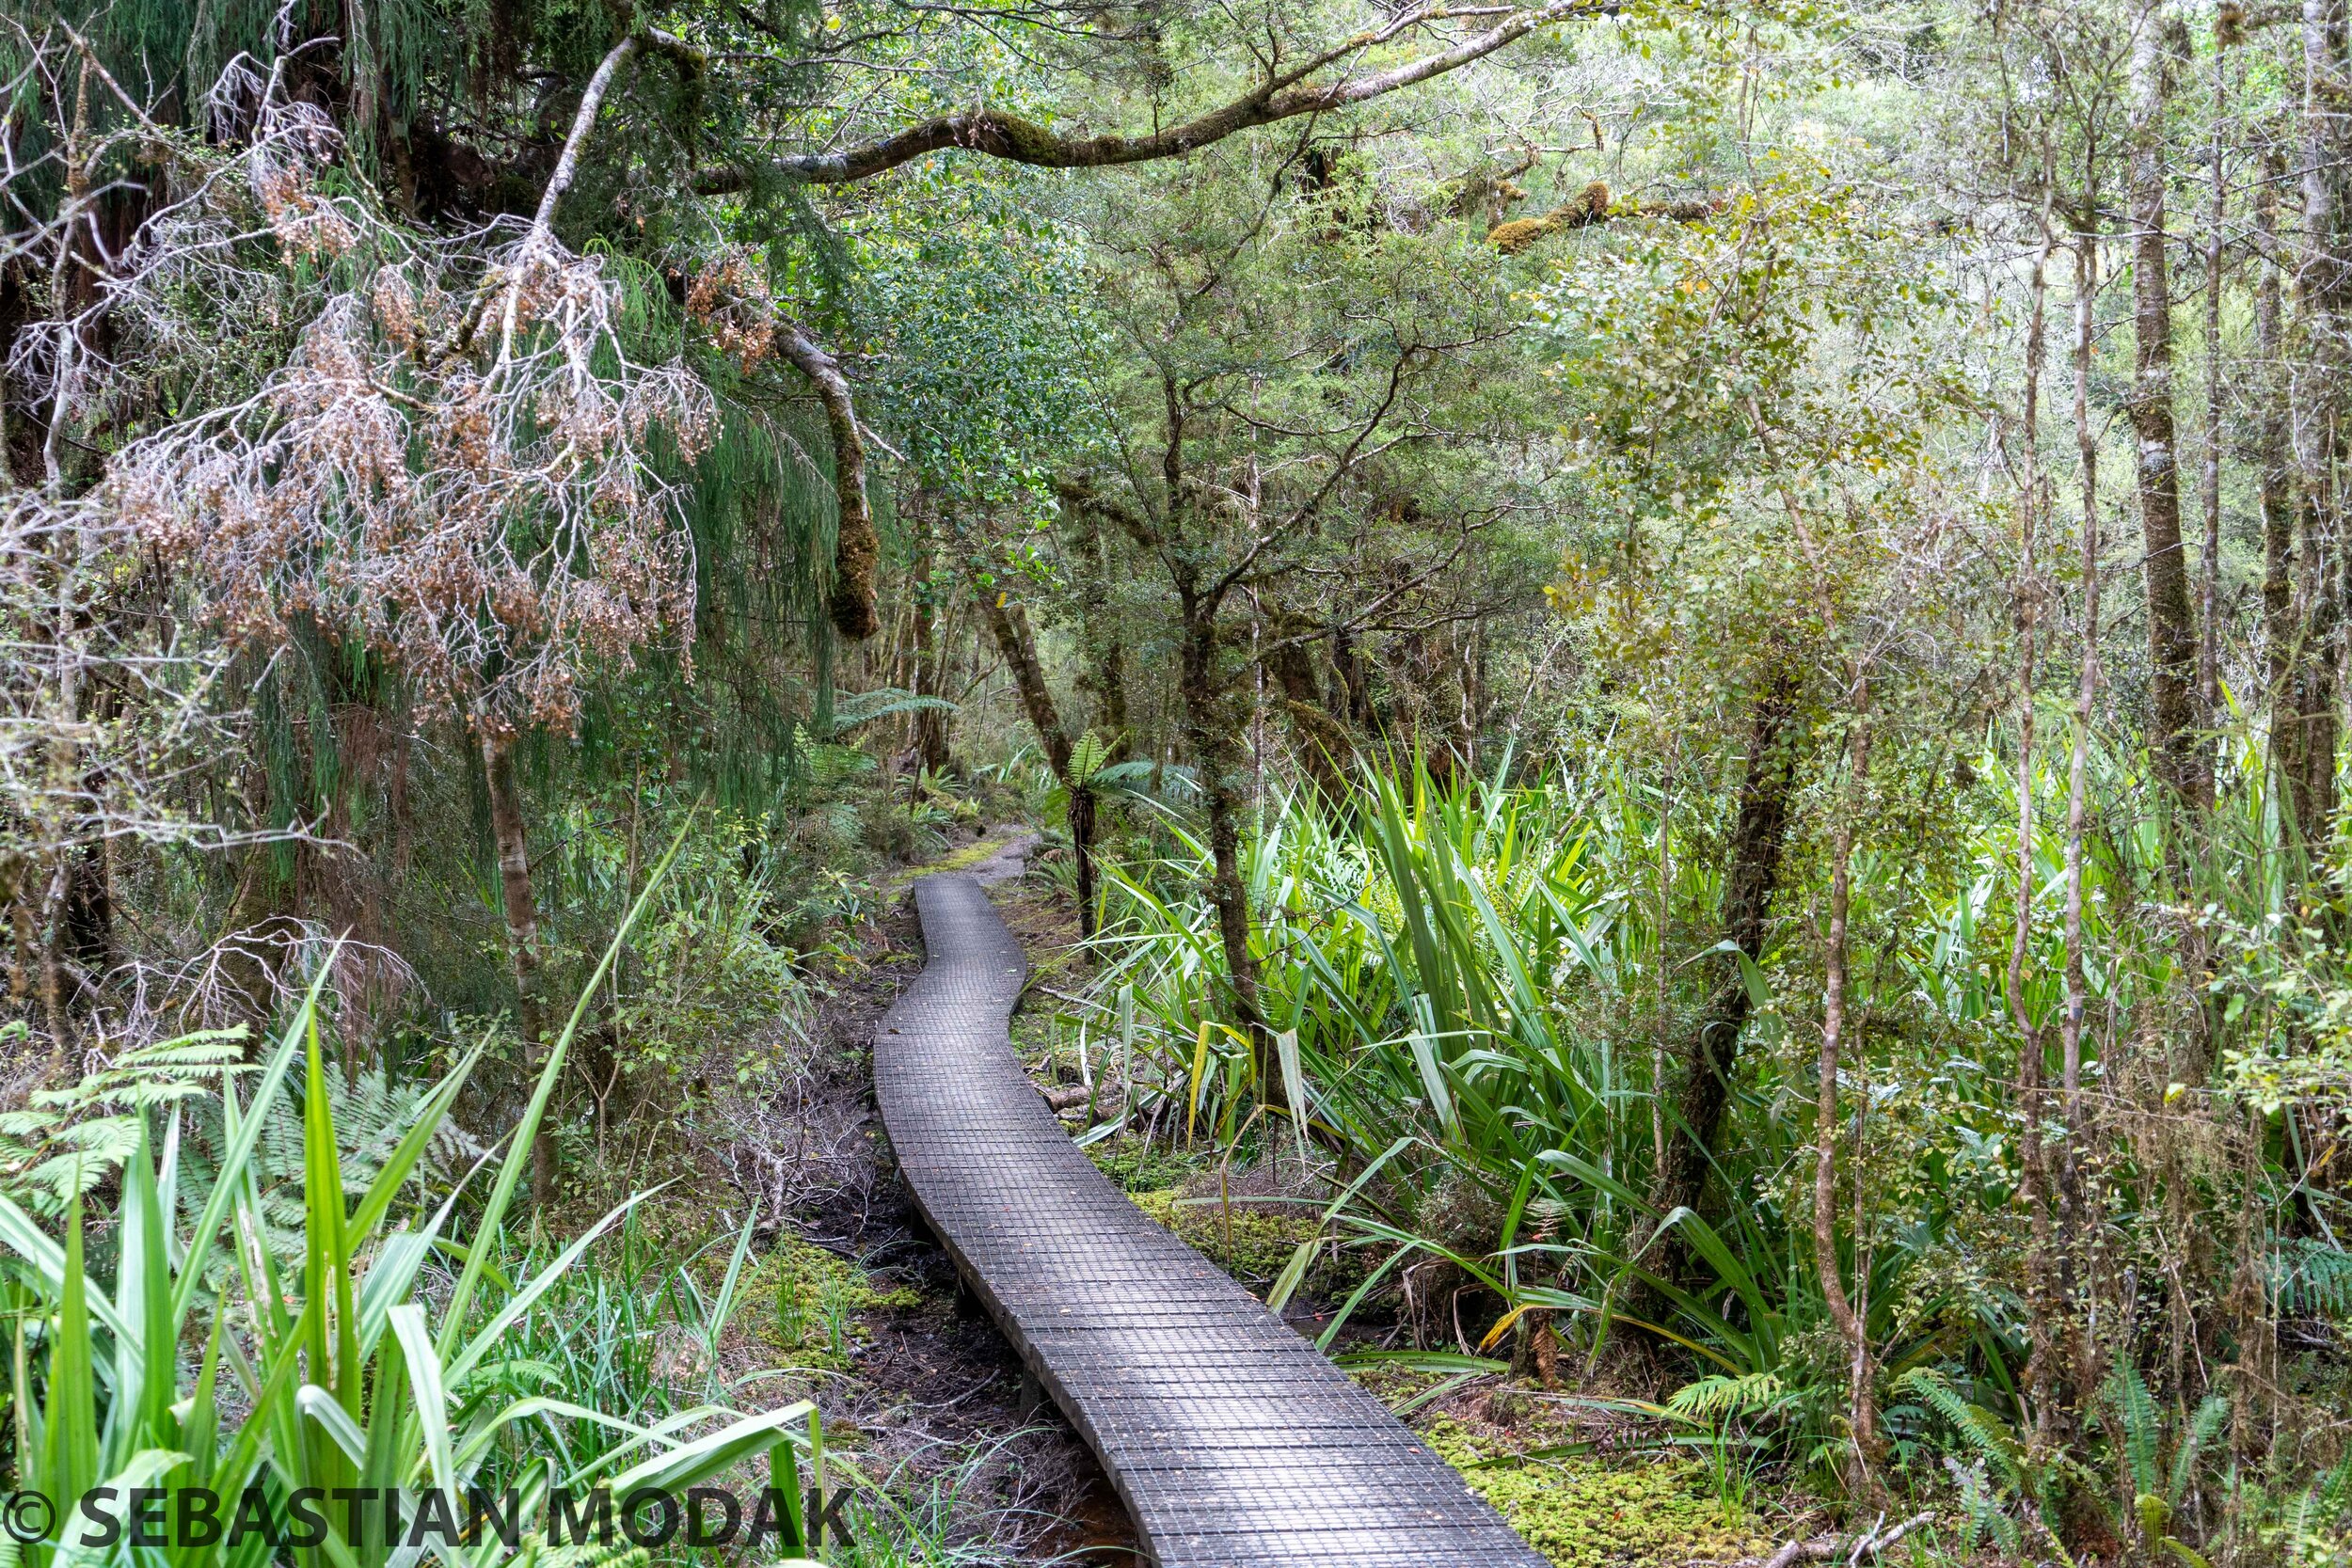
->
775, 321, 879, 640
1486, 181, 1724, 254
695, 2, 1612, 192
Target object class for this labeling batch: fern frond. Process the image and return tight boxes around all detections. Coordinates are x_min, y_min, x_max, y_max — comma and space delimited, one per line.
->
827, 688, 954, 736
1899, 1367, 2025, 1489
2169, 1393, 2229, 1505
2274, 1239, 2352, 1318
1667, 1371, 1785, 1421
2102, 1364, 2161, 1497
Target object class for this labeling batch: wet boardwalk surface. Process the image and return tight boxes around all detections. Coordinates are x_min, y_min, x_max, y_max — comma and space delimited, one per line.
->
874, 874, 1550, 1568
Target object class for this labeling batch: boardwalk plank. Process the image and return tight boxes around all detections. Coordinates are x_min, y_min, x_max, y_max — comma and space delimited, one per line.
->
874, 874, 1549, 1568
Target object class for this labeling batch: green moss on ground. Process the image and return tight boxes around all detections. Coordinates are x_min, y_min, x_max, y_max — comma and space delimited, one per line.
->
1425, 1418, 1773, 1568
756, 1236, 920, 1370
1130, 1187, 1365, 1296
1086, 1134, 1200, 1194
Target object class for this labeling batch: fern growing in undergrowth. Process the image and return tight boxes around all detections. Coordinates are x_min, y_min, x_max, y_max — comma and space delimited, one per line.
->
2272, 1236, 2352, 1318
1891, 1363, 2233, 1567
170, 1058, 488, 1284
1666, 1371, 1792, 1424
1946, 1454, 2026, 1560
1897, 1367, 2069, 1558
0, 828, 834, 1568
2100, 1364, 2228, 1568
2265, 1454, 2352, 1567
0, 1028, 247, 1212
0, 1019, 485, 1293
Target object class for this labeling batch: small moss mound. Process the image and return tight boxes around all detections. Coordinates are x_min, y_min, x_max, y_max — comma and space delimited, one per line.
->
1131, 1187, 1363, 1296
1086, 1134, 1199, 1194
1487, 215, 1553, 254
757, 1236, 919, 1370
1425, 1418, 1772, 1568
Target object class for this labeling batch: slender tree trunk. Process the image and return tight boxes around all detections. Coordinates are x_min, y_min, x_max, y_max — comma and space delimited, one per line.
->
978, 588, 1099, 934
37, 858, 67, 1053
480, 726, 554, 1210
911, 524, 950, 775
2200, 44, 2229, 722
1653, 749, 1675, 1183
2261, 147, 2306, 852
2129, 2, 2211, 817
2297, 0, 2351, 860
1176, 591, 1274, 1085
1085, 519, 1134, 761
2060, 224, 2105, 1418
2012, 198, 2061, 1445
1814, 692, 1882, 1497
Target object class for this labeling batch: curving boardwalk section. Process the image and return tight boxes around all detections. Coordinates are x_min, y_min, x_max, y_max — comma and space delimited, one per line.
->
876, 874, 1549, 1568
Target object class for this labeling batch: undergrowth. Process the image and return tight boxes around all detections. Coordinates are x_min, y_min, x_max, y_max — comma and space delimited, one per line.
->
1425, 1419, 1774, 1568
764, 1236, 923, 1371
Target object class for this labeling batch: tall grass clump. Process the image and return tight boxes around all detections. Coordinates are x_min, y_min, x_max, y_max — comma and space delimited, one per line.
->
1084, 745, 2256, 1498
0, 835, 825, 1566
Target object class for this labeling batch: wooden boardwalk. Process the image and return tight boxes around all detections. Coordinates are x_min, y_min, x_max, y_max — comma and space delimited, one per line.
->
875, 873, 1549, 1568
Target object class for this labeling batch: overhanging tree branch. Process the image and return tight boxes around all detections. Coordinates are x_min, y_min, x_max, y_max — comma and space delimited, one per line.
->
776, 321, 881, 640
695, 2, 1611, 191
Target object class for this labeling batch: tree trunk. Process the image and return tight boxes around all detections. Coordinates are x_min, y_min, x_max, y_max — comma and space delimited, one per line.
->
911, 521, 951, 775
1814, 696, 1882, 1497
1176, 593, 1274, 1085
2261, 146, 2306, 852
2012, 199, 2061, 1445
1083, 517, 1134, 761
979, 588, 1099, 935
2296, 0, 2352, 862
1265, 622, 1355, 806
775, 325, 879, 641
1617, 670, 1802, 1338
1096, 635, 1131, 757
2129, 2, 2211, 816
2199, 43, 2229, 722
481, 727, 554, 1210
2059, 223, 2106, 1419
1331, 624, 1375, 729
1661, 670, 1801, 1207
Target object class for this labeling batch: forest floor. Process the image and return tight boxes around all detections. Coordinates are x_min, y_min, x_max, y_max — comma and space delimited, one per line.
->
665, 822, 1828, 1567
703, 822, 1139, 1564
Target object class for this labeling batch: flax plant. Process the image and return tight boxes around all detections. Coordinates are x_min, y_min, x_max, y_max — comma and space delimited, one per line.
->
0, 828, 819, 1567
